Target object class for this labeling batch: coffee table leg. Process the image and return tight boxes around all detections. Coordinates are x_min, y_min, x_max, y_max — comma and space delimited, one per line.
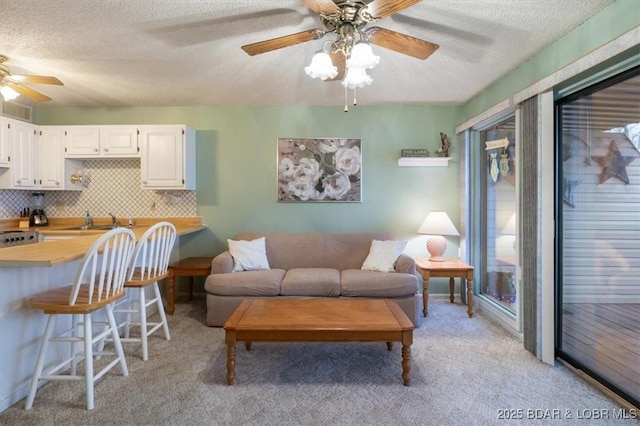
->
386, 342, 393, 351
225, 332, 236, 385
401, 344, 411, 386
245, 342, 252, 351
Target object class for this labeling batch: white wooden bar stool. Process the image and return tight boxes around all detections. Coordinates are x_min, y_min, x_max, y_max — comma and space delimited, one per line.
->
25, 227, 136, 410
114, 222, 177, 361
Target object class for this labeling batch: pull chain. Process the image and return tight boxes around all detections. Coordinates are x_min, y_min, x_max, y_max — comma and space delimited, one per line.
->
344, 85, 348, 113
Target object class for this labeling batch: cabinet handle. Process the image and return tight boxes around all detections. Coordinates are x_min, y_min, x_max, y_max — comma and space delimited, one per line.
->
142, 181, 147, 184
104, 148, 108, 152
93, 148, 99, 152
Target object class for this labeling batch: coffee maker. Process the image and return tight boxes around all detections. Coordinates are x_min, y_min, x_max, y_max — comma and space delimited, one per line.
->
29, 192, 49, 226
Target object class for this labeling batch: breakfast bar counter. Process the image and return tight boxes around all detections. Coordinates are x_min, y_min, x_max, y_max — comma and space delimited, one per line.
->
0, 218, 206, 267
0, 217, 207, 412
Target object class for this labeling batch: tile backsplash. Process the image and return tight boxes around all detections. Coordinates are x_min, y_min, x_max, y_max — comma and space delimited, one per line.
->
0, 159, 197, 219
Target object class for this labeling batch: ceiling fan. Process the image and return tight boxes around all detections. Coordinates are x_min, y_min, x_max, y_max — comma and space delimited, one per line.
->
0, 55, 63, 103
241, 0, 439, 82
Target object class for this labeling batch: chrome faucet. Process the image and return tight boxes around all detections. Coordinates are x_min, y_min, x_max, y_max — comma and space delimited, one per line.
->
108, 213, 117, 227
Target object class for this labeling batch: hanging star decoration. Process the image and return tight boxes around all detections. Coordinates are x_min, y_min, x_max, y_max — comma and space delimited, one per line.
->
590, 140, 636, 184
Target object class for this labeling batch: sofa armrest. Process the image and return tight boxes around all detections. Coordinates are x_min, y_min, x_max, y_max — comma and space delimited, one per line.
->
211, 251, 234, 274
395, 254, 417, 275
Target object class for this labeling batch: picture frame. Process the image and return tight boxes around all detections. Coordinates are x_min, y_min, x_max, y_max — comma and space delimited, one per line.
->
277, 138, 362, 202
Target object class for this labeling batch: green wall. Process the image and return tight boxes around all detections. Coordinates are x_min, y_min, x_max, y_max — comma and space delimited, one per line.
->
460, 0, 639, 123
37, 105, 462, 272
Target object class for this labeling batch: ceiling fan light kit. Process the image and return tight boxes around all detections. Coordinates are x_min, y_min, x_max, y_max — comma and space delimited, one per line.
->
242, 0, 438, 110
0, 55, 63, 103
304, 50, 339, 80
0, 85, 20, 102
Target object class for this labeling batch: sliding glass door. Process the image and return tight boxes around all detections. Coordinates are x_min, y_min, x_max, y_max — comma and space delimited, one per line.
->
556, 66, 640, 407
469, 112, 519, 328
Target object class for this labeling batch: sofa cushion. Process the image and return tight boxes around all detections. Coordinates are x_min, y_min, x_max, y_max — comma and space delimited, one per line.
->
234, 232, 395, 270
340, 269, 418, 298
204, 269, 285, 296
281, 268, 341, 297
228, 237, 270, 271
361, 240, 407, 272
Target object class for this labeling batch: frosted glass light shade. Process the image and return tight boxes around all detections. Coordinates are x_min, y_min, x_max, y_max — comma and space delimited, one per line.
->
304, 51, 338, 80
0, 85, 19, 101
341, 66, 372, 89
347, 42, 379, 69
417, 211, 460, 261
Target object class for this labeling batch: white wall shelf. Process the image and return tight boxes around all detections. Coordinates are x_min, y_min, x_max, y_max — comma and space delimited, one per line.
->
397, 157, 451, 167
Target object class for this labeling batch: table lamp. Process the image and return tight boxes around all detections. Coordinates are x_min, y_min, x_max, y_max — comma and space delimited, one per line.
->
417, 211, 460, 261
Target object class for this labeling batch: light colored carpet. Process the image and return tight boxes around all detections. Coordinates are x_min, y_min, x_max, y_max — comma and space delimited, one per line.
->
0, 298, 634, 425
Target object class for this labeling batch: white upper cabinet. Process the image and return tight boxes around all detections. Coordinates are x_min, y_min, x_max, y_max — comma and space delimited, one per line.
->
39, 126, 84, 191
0, 117, 38, 189
140, 125, 195, 190
65, 125, 139, 158
0, 116, 11, 167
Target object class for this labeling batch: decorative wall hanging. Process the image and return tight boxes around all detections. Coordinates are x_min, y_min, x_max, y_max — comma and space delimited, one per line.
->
277, 138, 362, 202
591, 140, 635, 184
485, 136, 515, 185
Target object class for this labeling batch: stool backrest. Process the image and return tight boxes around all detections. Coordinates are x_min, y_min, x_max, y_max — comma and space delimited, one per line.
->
128, 222, 177, 281
69, 227, 136, 305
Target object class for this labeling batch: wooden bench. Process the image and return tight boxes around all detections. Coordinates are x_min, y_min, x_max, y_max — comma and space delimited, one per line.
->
167, 257, 213, 314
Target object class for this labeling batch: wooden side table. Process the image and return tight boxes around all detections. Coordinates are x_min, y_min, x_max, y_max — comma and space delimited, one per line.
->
166, 257, 213, 315
414, 258, 474, 318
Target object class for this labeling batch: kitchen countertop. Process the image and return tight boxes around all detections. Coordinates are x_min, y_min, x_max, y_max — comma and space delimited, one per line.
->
0, 217, 206, 267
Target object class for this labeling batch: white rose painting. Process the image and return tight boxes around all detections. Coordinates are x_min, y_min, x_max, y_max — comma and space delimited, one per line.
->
277, 138, 362, 202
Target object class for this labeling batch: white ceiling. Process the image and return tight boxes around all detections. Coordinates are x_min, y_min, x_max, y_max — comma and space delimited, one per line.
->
0, 0, 615, 108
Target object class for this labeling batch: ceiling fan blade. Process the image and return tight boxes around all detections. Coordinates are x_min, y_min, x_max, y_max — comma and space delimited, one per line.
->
242, 29, 324, 56
300, 0, 339, 15
366, 0, 422, 20
6, 82, 52, 102
327, 50, 346, 81
9, 75, 64, 85
367, 27, 438, 60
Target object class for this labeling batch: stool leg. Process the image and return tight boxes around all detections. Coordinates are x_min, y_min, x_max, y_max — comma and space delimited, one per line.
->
188, 277, 194, 301
25, 315, 55, 410
83, 313, 95, 411
153, 282, 171, 341
71, 314, 80, 375
167, 271, 175, 315
139, 288, 149, 361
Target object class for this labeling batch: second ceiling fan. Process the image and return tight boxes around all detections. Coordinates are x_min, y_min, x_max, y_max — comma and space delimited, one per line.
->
241, 0, 439, 83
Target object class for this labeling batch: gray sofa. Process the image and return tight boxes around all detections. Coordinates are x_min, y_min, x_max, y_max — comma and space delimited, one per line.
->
204, 232, 421, 327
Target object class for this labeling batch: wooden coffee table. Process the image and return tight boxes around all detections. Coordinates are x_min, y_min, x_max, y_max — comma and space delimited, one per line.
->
224, 299, 414, 386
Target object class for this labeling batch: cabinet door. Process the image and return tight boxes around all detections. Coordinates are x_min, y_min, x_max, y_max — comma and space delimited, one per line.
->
65, 126, 100, 157
0, 117, 11, 167
10, 120, 38, 188
100, 125, 139, 156
38, 127, 65, 189
140, 126, 186, 189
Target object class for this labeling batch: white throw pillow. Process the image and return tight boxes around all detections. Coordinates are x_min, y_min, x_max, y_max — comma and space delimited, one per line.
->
227, 237, 270, 272
361, 240, 407, 273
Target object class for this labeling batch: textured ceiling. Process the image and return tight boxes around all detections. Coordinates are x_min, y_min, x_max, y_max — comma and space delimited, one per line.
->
0, 0, 615, 108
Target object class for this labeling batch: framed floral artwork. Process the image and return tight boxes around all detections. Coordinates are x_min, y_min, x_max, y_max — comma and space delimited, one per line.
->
277, 138, 362, 202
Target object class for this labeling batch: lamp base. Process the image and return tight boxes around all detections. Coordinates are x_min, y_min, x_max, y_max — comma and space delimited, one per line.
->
426, 235, 447, 262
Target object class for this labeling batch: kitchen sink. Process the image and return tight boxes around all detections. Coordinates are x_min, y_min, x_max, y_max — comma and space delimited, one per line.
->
58, 225, 139, 231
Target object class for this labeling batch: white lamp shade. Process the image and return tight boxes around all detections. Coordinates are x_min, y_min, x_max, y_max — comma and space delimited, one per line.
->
347, 42, 380, 69
417, 211, 460, 261
304, 51, 338, 80
0, 85, 20, 102
341, 66, 373, 89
